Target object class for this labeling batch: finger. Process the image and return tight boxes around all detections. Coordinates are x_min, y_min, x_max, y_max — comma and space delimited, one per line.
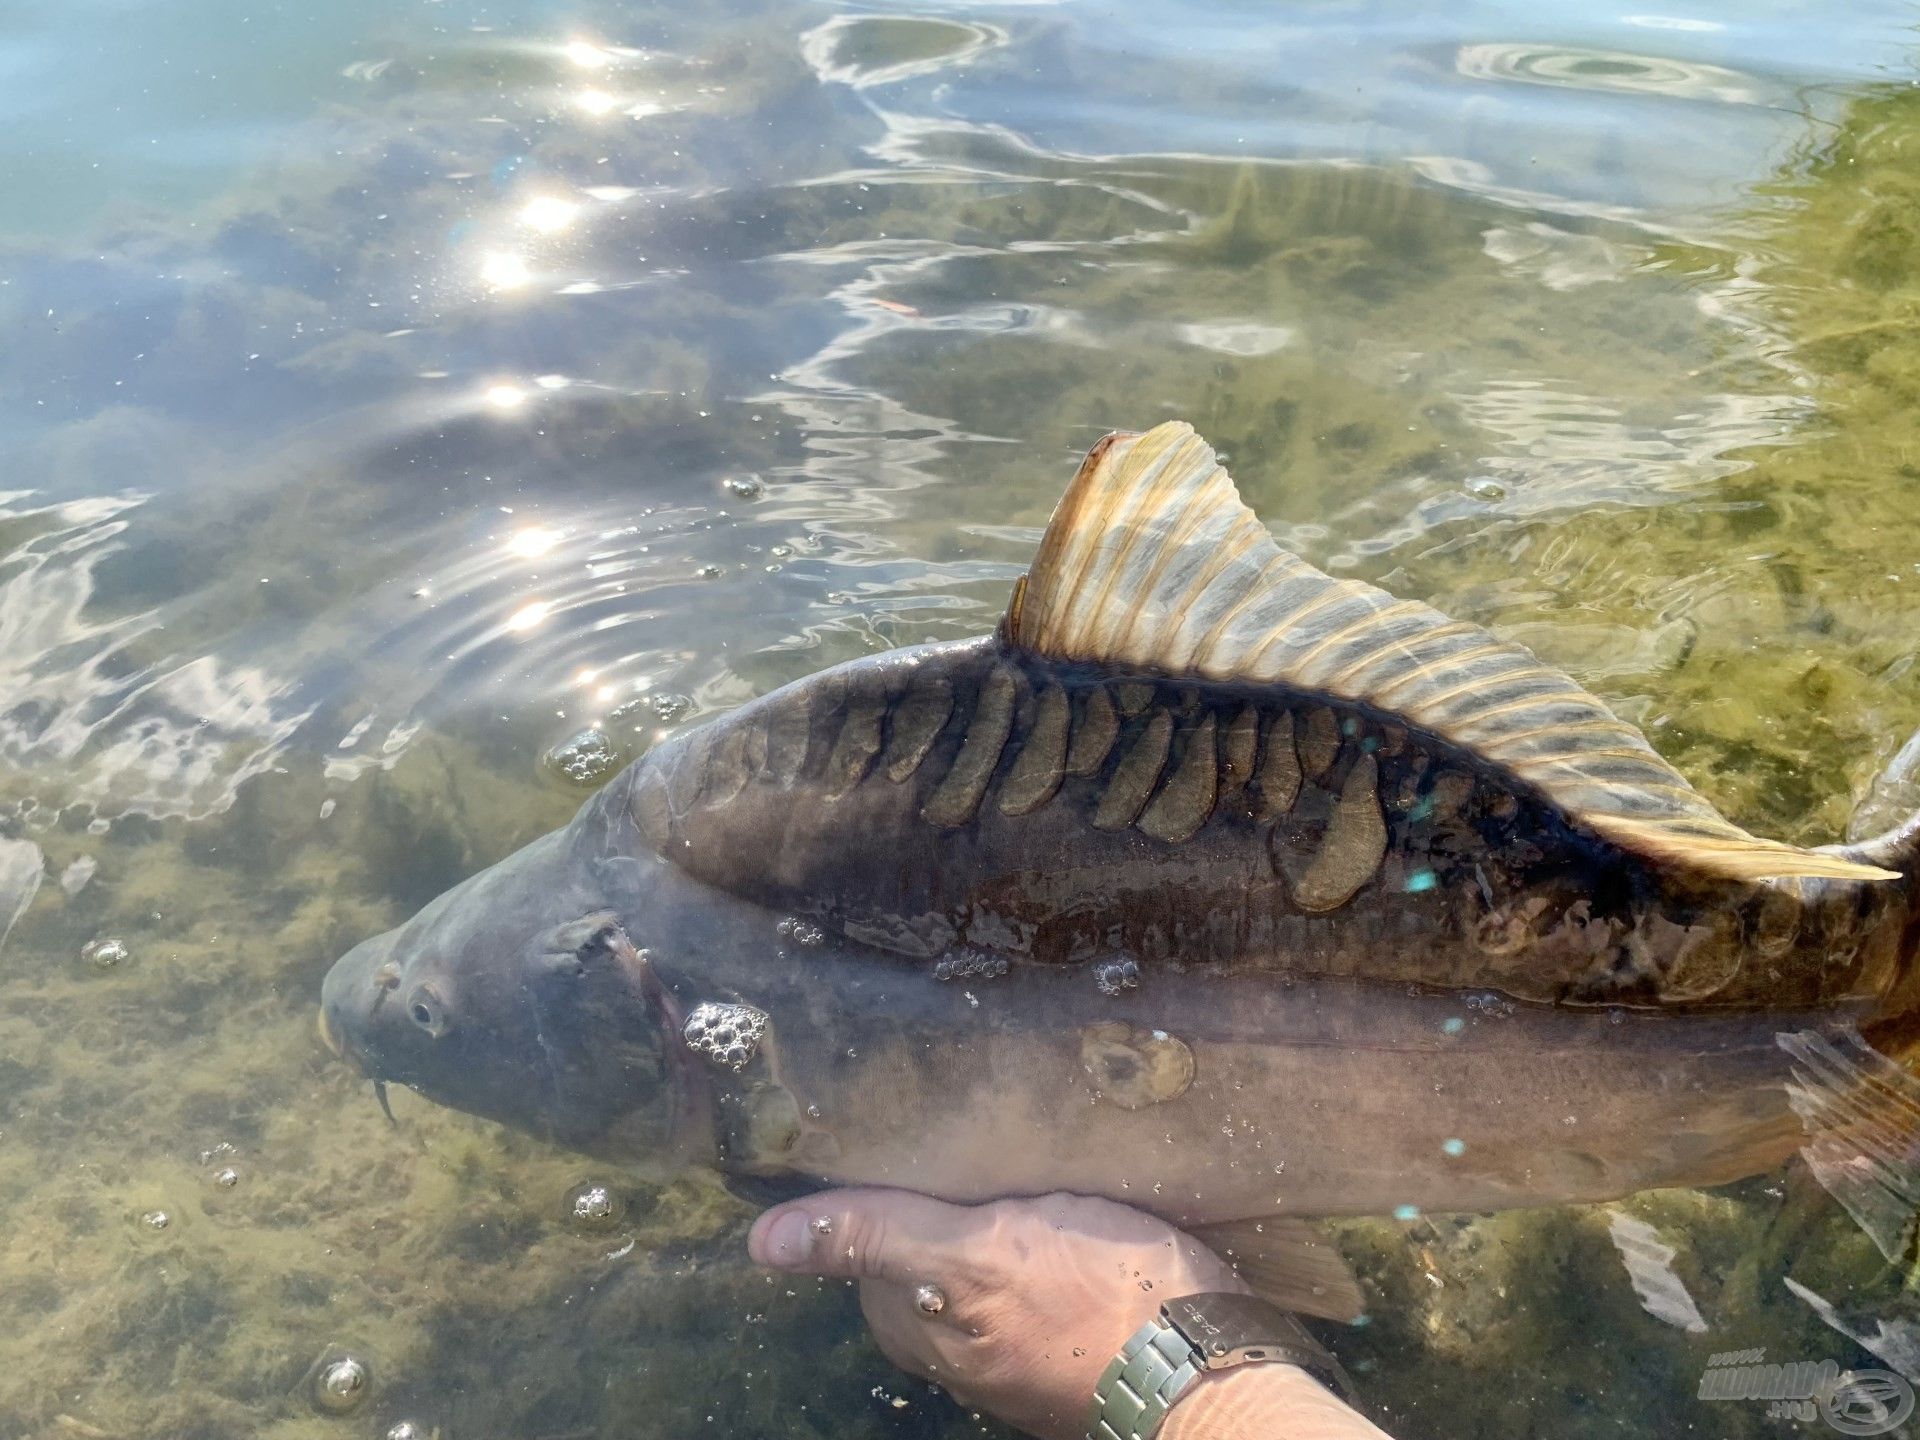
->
860, 1280, 980, 1397
860, 1281, 947, 1371
748, 1186, 985, 1287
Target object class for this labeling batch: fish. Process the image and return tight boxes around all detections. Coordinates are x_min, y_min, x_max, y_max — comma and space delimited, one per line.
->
319, 420, 1920, 1320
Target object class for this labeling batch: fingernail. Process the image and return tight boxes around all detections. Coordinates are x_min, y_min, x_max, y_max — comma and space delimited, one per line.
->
752, 1208, 815, 1269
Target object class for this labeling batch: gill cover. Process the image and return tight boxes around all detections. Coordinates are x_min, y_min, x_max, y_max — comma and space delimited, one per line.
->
523, 911, 700, 1160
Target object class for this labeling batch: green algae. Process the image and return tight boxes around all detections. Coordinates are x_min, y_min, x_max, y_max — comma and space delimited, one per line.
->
8, 20, 1920, 1440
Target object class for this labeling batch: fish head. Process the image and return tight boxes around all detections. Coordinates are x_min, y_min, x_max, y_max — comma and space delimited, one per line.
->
319, 826, 695, 1165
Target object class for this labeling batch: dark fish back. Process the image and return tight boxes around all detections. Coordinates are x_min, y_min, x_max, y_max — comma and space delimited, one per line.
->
629, 638, 1899, 1009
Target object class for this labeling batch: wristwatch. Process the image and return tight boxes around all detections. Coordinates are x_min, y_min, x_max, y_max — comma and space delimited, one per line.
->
1085, 1292, 1356, 1440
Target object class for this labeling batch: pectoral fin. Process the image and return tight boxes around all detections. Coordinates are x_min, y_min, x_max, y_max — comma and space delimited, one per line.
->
1188, 1215, 1364, 1323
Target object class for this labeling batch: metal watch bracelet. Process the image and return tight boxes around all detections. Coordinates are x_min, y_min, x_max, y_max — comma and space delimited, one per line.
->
1085, 1293, 1355, 1440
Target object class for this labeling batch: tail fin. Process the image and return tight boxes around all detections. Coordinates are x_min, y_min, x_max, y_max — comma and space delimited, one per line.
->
1836, 813, 1920, 881
1833, 746, 1920, 1033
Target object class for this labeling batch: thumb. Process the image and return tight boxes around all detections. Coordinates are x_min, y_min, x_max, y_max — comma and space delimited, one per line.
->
748, 1186, 984, 1286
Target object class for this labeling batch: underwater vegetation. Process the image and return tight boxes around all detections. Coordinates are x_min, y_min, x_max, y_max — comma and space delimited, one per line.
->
6, 4, 1920, 1437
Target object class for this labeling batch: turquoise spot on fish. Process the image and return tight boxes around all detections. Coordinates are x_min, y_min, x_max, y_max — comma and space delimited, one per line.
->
1407, 795, 1435, 823
1442, 1016, 1465, 1035
1442, 1138, 1466, 1157
1393, 1204, 1420, 1221
1405, 868, 1436, 893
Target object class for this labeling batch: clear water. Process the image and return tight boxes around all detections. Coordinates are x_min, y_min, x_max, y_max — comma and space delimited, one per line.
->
7, 1, 1920, 1436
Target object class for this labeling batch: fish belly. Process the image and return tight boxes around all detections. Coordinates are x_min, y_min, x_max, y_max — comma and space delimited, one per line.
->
717, 951, 1844, 1225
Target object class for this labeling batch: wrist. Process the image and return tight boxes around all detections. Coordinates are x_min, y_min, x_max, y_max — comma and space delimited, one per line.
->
1160, 1364, 1374, 1440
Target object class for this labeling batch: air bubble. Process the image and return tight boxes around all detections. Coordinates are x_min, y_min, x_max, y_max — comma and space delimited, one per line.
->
545, 729, 621, 786
650, 692, 693, 722
82, 938, 130, 969
311, 1354, 371, 1414
565, 1180, 625, 1230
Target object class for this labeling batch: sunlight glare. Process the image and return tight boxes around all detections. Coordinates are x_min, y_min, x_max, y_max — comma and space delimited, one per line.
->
480, 251, 532, 290
508, 527, 561, 559
506, 601, 551, 633
565, 39, 615, 68
521, 196, 580, 233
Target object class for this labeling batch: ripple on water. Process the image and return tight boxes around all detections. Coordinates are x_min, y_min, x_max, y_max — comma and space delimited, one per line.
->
0, 493, 310, 822
799, 14, 1008, 90
1456, 42, 1769, 107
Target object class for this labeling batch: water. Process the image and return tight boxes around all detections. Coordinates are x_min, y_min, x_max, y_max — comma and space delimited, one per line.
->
6, 0, 1920, 1435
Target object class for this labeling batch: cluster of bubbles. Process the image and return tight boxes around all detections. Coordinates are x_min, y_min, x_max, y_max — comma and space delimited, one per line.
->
565, 1178, 627, 1232
681, 1001, 769, 1072
932, 950, 1010, 982
774, 916, 824, 947
545, 728, 621, 786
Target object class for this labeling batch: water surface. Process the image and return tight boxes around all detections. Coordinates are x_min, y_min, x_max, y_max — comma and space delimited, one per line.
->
6, 2, 1920, 1437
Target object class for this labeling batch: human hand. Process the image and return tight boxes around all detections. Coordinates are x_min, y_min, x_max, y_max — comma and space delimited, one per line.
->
747, 1188, 1248, 1440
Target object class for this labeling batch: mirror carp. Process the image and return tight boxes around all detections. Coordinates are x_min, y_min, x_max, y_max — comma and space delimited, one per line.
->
320, 422, 1920, 1317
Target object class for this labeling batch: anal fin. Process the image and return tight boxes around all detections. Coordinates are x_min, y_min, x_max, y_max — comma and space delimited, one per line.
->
1778, 1026, 1920, 1265
1189, 1215, 1364, 1323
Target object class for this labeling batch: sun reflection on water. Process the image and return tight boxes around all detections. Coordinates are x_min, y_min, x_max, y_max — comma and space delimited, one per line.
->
507, 527, 561, 559
479, 250, 533, 290
519, 196, 580, 234
505, 600, 551, 633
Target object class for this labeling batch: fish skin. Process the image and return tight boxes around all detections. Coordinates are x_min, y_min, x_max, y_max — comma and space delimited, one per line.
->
320, 787, 1861, 1224
317, 630, 1918, 1225
319, 423, 1920, 1232
633, 639, 1906, 1011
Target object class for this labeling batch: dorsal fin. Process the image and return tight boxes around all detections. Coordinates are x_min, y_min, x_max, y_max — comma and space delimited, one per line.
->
1007, 422, 1895, 884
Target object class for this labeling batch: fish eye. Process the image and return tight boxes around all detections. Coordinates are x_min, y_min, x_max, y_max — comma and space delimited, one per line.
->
407, 985, 450, 1038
